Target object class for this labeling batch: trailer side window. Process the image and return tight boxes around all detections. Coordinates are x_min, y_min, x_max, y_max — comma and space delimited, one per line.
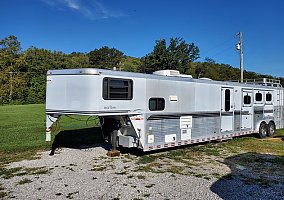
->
225, 89, 230, 111
103, 78, 133, 100
244, 94, 251, 105
266, 93, 272, 102
255, 92, 262, 102
149, 98, 165, 111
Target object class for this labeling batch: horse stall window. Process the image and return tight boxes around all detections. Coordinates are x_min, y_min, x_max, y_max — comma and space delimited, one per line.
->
266, 93, 272, 102
244, 94, 251, 105
103, 78, 133, 100
225, 89, 231, 111
149, 98, 165, 111
255, 92, 262, 102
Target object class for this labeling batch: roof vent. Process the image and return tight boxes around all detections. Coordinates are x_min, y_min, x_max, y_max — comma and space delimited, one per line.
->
153, 70, 192, 78
153, 70, 180, 76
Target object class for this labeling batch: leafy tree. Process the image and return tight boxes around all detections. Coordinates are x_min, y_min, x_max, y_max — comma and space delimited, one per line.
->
0, 72, 10, 103
25, 47, 68, 74
0, 35, 22, 72
68, 52, 90, 68
0, 35, 29, 103
0, 35, 21, 55
140, 37, 199, 73
27, 75, 46, 104
120, 56, 142, 72
204, 57, 216, 64
88, 46, 124, 69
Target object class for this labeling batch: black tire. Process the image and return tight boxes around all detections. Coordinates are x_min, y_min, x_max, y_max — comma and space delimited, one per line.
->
267, 121, 276, 137
259, 122, 268, 138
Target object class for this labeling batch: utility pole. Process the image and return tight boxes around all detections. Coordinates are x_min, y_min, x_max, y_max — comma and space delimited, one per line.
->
9, 72, 13, 101
237, 32, 244, 82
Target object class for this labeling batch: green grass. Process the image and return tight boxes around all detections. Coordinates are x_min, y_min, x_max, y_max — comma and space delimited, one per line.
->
137, 155, 158, 164
137, 175, 146, 180
0, 104, 48, 153
0, 166, 49, 179
0, 104, 101, 167
90, 166, 107, 171
17, 178, 32, 185
222, 129, 284, 156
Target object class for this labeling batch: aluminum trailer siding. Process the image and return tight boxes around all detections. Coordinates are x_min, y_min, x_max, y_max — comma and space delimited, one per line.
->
46, 68, 284, 151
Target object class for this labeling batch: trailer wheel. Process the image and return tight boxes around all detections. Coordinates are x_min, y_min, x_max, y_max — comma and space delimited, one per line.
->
258, 122, 268, 138
267, 121, 276, 137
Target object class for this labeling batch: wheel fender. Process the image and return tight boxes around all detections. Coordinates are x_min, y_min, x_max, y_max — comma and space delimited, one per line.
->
268, 120, 275, 126
255, 120, 268, 132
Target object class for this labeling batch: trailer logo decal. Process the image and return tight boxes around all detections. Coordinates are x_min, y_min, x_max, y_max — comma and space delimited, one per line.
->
104, 105, 117, 110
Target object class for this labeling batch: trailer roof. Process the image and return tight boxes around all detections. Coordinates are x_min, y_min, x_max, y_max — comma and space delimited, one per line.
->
47, 68, 282, 89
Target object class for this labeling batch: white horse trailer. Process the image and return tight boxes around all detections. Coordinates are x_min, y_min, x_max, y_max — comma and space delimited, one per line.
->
45, 68, 284, 152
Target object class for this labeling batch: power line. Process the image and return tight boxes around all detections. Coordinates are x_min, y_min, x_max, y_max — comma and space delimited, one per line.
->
202, 35, 236, 56
203, 45, 234, 60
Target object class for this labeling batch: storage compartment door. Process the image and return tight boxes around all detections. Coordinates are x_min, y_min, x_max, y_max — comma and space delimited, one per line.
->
180, 116, 192, 140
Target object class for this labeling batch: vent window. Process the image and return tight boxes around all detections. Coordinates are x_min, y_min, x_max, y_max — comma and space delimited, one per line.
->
149, 98, 165, 111
103, 78, 133, 100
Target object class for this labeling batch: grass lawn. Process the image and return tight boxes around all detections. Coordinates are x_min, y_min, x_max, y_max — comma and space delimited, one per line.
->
0, 104, 47, 153
0, 104, 100, 164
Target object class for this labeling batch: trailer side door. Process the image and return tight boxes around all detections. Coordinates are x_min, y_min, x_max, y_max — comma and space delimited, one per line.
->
221, 87, 234, 132
241, 89, 253, 130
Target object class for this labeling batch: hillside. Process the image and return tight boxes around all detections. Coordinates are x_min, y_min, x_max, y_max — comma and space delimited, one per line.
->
0, 35, 283, 105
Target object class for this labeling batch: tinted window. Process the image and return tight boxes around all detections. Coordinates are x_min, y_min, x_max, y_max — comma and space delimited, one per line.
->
149, 98, 165, 111
225, 89, 230, 112
103, 78, 133, 100
266, 93, 272, 102
244, 94, 251, 105
255, 92, 262, 102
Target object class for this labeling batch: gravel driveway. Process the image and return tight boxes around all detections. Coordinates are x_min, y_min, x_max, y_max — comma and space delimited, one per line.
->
1, 146, 283, 200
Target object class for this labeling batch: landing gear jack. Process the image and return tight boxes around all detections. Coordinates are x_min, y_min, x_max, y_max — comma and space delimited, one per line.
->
107, 130, 120, 157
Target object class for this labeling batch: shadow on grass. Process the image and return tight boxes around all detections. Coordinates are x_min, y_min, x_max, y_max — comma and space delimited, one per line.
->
49, 127, 110, 155
210, 152, 284, 199
273, 135, 284, 141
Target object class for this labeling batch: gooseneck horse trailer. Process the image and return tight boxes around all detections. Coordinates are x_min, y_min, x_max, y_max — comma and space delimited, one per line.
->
46, 68, 284, 152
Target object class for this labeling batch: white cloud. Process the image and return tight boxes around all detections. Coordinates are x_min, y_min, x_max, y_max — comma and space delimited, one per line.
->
41, 0, 125, 20
65, 0, 80, 10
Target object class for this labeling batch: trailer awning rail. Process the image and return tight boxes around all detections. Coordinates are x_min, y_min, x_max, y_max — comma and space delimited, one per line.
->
244, 78, 281, 87
228, 78, 282, 87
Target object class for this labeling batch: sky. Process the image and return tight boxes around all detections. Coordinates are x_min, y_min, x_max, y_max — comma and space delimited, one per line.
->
0, 0, 283, 77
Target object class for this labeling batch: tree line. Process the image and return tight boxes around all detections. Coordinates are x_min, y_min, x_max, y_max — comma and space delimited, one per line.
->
0, 35, 283, 105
